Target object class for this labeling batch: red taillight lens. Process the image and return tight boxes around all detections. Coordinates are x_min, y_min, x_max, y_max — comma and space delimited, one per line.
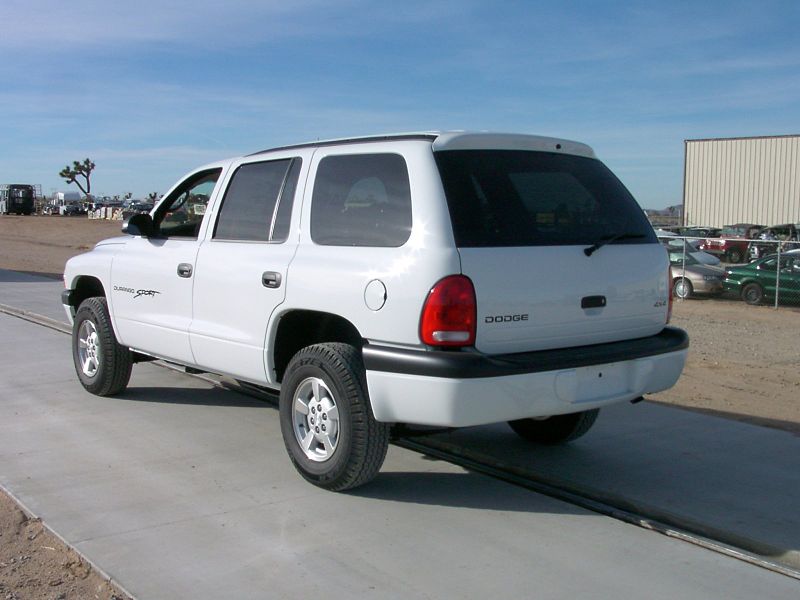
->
666, 268, 673, 323
420, 275, 477, 347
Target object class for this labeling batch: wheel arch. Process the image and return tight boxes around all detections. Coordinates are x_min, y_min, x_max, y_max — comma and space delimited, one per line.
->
270, 310, 363, 384
67, 276, 106, 311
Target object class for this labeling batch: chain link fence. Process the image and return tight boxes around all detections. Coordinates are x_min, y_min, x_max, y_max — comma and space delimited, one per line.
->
659, 234, 800, 308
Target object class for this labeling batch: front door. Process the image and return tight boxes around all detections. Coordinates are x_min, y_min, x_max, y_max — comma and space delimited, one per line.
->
110, 168, 223, 363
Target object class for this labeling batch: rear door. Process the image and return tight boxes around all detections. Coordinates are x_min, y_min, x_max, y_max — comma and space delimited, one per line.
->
435, 149, 667, 355
189, 154, 306, 384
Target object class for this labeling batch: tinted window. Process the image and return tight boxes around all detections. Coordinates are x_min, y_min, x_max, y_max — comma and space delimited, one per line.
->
155, 169, 221, 239
215, 159, 293, 242
311, 154, 412, 247
435, 150, 656, 248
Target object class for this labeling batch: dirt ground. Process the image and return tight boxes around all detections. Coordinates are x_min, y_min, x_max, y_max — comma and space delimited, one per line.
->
652, 297, 800, 434
0, 489, 130, 600
0, 215, 121, 278
1, 214, 799, 596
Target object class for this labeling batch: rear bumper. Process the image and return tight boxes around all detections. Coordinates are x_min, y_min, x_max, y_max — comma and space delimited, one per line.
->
363, 327, 688, 426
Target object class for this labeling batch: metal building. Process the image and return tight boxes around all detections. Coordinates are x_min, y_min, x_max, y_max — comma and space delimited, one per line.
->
683, 134, 800, 227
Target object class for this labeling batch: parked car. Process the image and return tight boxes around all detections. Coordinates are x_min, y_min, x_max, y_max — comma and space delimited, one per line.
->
747, 224, 800, 261
63, 204, 86, 216
122, 201, 155, 220
723, 253, 800, 305
669, 251, 725, 298
698, 223, 762, 263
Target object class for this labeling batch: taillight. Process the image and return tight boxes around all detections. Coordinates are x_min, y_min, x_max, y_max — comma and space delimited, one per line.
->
420, 275, 476, 347
666, 268, 673, 323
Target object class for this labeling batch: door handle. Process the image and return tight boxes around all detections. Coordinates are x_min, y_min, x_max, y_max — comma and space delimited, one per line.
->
177, 263, 193, 278
262, 271, 282, 288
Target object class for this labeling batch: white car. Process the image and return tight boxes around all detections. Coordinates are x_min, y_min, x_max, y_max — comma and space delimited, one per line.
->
62, 132, 688, 490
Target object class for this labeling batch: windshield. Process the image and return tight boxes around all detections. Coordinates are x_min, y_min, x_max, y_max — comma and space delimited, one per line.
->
434, 150, 656, 247
721, 226, 747, 237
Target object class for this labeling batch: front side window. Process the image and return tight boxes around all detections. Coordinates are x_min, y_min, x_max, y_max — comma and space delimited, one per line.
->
311, 153, 412, 247
435, 150, 656, 248
155, 170, 221, 239
214, 159, 296, 242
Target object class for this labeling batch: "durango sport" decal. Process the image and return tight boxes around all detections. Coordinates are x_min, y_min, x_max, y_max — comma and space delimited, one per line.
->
114, 285, 161, 299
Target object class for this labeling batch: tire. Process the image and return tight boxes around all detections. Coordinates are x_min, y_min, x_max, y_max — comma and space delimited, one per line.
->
741, 283, 764, 305
726, 248, 744, 263
508, 409, 600, 445
279, 343, 389, 491
672, 278, 693, 299
72, 297, 132, 396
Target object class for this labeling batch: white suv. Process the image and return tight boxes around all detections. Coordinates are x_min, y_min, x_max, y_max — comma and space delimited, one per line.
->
62, 132, 688, 490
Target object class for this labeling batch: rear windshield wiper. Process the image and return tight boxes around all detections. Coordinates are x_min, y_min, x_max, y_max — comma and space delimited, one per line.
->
584, 233, 646, 256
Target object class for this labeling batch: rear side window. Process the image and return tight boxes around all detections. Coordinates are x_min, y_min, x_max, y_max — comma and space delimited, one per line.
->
214, 158, 300, 242
311, 153, 412, 247
435, 150, 656, 248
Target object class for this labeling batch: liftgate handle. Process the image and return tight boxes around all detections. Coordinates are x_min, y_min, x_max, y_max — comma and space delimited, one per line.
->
262, 271, 282, 289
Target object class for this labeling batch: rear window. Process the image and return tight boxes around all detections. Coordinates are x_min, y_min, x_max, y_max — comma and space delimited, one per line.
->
434, 150, 656, 248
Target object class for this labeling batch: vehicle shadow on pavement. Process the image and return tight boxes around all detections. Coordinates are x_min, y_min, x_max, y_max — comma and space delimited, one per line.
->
351, 471, 587, 515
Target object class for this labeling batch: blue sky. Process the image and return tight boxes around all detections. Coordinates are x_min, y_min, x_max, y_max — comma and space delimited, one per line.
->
1, 0, 798, 208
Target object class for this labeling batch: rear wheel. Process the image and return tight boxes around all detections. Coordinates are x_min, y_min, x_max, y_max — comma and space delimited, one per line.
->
279, 343, 389, 491
742, 283, 764, 305
672, 278, 693, 299
72, 297, 132, 395
508, 409, 600, 444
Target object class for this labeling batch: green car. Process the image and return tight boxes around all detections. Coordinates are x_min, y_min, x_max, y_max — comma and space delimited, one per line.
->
723, 252, 800, 305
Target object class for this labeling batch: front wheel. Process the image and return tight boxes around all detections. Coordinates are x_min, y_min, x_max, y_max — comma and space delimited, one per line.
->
742, 283, 764, 305
279, 343, 389, 491
508, 409, 600, 444
672, 278, 693, 299
72, 297, 133, 395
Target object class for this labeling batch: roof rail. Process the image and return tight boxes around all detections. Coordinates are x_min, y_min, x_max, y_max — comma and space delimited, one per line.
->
247, 133, 438, 156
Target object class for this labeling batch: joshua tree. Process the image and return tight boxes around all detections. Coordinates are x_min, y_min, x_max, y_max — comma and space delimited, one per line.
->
58, 158, 95, 198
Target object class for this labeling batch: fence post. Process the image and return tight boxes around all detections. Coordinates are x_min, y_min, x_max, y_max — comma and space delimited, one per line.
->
775, 241, 781, 309
681, 237, 687, 299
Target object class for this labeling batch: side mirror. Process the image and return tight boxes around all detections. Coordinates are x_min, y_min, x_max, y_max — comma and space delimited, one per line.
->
122, 213, 154, 237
